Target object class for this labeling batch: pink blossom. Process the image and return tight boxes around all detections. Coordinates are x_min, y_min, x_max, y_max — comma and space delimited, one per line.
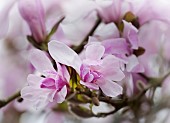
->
131, 0, 170, 25
92, 20, 139, 57
18, 0, 46, 43
48, 40, 124, 97
96, 0, 132, 23
21, 49, 69, 109
138, 21, 170, 77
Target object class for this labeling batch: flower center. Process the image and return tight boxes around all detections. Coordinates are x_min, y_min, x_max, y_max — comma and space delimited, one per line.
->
40, 74, 67, 91
80, 64, 101, 83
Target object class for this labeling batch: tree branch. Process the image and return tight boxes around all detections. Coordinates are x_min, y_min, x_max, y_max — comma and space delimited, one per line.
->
0, 91, 20, 109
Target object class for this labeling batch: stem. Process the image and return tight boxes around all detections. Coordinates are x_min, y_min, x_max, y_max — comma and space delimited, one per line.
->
27, 17, 65, 52
94, 109, 118, 118
0, 91, 20, 109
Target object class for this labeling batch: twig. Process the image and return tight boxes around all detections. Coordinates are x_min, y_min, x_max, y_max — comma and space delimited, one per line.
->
0, 91, 20, 108
94, 109, 118, 118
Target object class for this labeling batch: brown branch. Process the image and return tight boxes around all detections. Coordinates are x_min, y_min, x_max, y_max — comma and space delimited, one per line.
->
0, 91, 20, 109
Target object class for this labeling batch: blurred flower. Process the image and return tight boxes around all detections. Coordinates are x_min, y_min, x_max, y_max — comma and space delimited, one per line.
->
18, 0, 46, 43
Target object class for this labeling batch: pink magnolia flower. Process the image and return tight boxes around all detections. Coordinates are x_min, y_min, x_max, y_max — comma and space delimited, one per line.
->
88, 20, 144, 97
138, 21, 170, 77
96, 0, 132, 23
18, 0, 46, 43
48, 40, 124, 97
93, 20, 139, 57
89, 37, 144, 97
90, 20, 140, 64
96, 0, 170, 27
21, 49, 70, 109
131, 0, 170, 25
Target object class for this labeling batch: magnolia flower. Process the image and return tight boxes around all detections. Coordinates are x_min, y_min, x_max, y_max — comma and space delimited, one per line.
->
88, 20, 144, 97
93, 20, 139, 57
138, 20, 170, 77
18, 0, 46, 42
21, 49, 69, 109
48, 40, 124, 97
131, 0, 170, 25
90, 20, 140, 63
96, 0, 132, 23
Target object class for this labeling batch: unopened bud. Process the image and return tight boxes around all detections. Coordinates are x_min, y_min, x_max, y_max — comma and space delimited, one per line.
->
92, 97, 100, 106
69, 104, 94, 118
19, 0, 46, 43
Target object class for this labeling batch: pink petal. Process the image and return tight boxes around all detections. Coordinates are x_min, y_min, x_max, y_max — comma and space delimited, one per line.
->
133, 0, 170, 25
97, 0, 131, 23
97, 0, 121, 22
85, 43, 105, 60
27, 74, 44, 86
131, 64, 145, 73
40, 78, 55, 89
80, 81, 99, 90
34, 97, 49, 109
29, 49, 55, 74
94, 22, 120, 39
48, 90, 57, 102
123, 20, 139, 50
82, 59, 102, 66
18, 0, 46, 42
98, 78, 123, 97
102, 38, 129, 55
21, 86, 43, 101
100, 55, 125, 81
54, 85, 67, 103
48, 40, 82, 74
126, 55, 142, 72
56, 63, 70, 82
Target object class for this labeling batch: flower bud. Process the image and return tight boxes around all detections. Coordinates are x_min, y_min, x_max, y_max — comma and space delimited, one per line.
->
18, 0, 46, 43
92, 97, 100, 106
69, 104, 94, 118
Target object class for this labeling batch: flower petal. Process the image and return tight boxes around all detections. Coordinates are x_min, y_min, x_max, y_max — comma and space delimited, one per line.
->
98, 78, 123, 97
102, 38, 129, 55
126, 55, 144, 73
85, 43, 105, 60
94, 22, 120, 39
123, 20, 139, 50
29, 49, 55, 74
100, 55, 125, 81
48, 40, 82, 74
18, 0, 46, 42
40, 78, 55, 89
21, 86, 44, 101
54, 85, 67, 103
80, 81, 99, 90
56, 63, 70, 82
27, 74, 44, 86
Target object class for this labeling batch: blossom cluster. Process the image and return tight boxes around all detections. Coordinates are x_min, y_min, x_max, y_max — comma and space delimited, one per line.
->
1, 0, 170, 123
